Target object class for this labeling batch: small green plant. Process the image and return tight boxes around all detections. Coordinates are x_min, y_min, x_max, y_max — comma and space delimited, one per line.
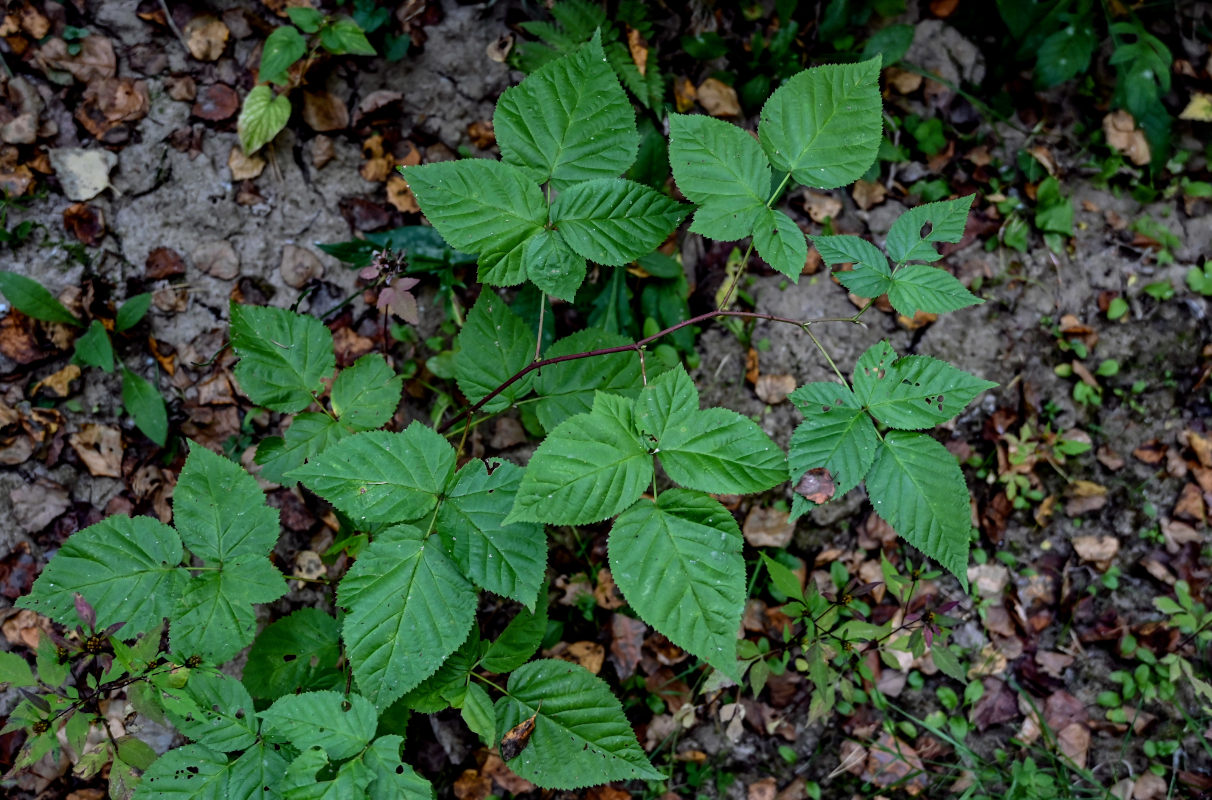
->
1186, 261, 1212, 295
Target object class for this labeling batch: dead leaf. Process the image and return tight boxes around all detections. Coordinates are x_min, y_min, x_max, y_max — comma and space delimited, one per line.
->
33, 364, 81, 398
38, 36, 116, 83
302, 90, 349, 132
2, 609, 51, 649
968, 563, 1009, 598
719, 702, 745, 742
453, 769, 491, 800
674, 76, 696, 113
1174, 482, 1205, 522
1064, 480, 1107, 515
697, 78, 740, 117
310, 135, 336, 168
863, 732, 929, 794
146, 247, 186, 280
1179, 92, 1212, 122
386, 175, 419, 213
609, 613, 646, 679
62, 203, 105, 245
193, 83, 240, 121
1057, 722, 1090, 768
1133, 771, 1168, 800
1102, 110, 1150, 166
228, 146, 265, 180
166, 75, 196, 102
479, 751, 535, 795
48, 147, 117, 201
498, 709, 539, 761
1096, 445, 1125, 470
69, 423, 122, 478
279, 244, 324, 289
747, 777, 777, 800
930, 0, 959, 16
10, 480, 70, 533
801, 191, 842, 222
467, 119, 495, 149
754, 374, 795, 404
851, 180, 886, 210
75, 77, 149, 138
292, 550, 325, 590
743, 506, 795, 547
1133, 439, 1167, 465
970, 677, 1018, 730
627, 27, 649, 76
1071, 535, 1119, 568
793, 468, 835, 505
884, 66, 923, 93
832, 739, 867, 777
192, 240, 240, 281
184, 16, 230, 62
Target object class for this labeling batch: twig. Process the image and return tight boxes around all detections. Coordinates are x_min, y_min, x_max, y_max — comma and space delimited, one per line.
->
158, 0, 189, 51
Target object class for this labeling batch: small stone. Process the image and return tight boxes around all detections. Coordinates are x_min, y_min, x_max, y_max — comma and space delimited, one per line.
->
279, 244, 324, 288
191, 240, 239, 280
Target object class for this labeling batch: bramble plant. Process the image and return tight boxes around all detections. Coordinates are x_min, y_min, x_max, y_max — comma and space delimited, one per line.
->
3, 35, 997, 796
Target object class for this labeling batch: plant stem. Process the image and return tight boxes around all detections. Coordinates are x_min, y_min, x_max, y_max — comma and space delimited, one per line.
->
716, 239, 757, 312
805, 324, 848, 385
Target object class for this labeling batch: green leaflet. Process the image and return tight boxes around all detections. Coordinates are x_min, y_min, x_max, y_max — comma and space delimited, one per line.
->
758, 58, 883, 189
175, 444, 279, 562
256, 412, 350, 485
885, 195, 975, 264
363, 736, 435, 800
753, 207, 808, 281
282, 747, 373, 800
172, 555, 287, 662
461, 682, 496, 746
508, 392, 653, 526
852, 341, 997, 430
609, 491, 744, 679
259, 25, 306, 84
0, 651, 35, 688
289, 423, 456, 525
396, 629, 481, 713
18, 515, 185, 633
402, 159, 546, 286
238, 85, 291, 154
244, 608, 342, 699
260, 690, 378, 760
73, 320, 113, 372
134, 743, 288, 800
437, 458, 546, 609
121, 367, 169, 446
0, 270, 81, 326
455, 292, 536, 413
668, 113, 770, 241
494, 33, 638, 189
230, 303, 335, 414
481, 587, 549, 674
812, 234, 893, 299
532, 328, 643, 431
158, 671, 258, 753
337, 526, 477, 708
549, 178, 687, 266
788, 382, 880, 498
115, 293, 152, 332
885, 264, 982, 316
330, 354, 403, 430
495, 660, 663, 788
523, 229, 587, 302
866, 431, 972, 589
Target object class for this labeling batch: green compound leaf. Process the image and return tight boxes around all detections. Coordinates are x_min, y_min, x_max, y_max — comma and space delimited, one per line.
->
158, 671, 258, 753
238, 84, 291, 155
533, 328, 643, 431
171, 554, 287, 662
134, 743, 288, 800
886, 264, 982, 316
256, 412, 350, 485
396, 629, 481, 713
509, 393, 653, 526
174, 443, 279, 562
230, 303, 334, 414
753, 207, 808, 281
0, 270, 81, 326
524, 229, 587, 302
121, 367, 168, 446
403, 159, 546, 286
550, 178, 687, 266
73, 320, 113, 372
18, 515, 185, 633
496, 660, 663, 788
852, 341, 997, 430
812, 234, 893, 298
758, 58, 883, 189
788, 382, 880, 498
244, 608, 343, 699
494, 33, 638, 189
331, 354, 402, 430
438, 458, 546, 609
455, 292, 536, 414
884, 194, 974, 264
260, 690, 378, 760
290, 423, 456, 525
866, 431, 971, 590
481, 587, 549, 674
364, 735, 435, 800
668, 113, 771, 241
282, 747, 373, 800
259, 25, 306, 85
638, 367, 786, 495
337, 525, 477, 708
609, 491, 744, 679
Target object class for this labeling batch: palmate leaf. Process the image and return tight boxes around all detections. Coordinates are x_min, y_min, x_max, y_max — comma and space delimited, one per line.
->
244, 608, 342, 699
290, 423, 455, 525
866, 431, 971, 589
171, 554, 287, 662
886, 264, 982, 316
403, 159, 546, 286
133, 743, 288, 800
495, 660, 663, 788
668, 113, 770, 241
758, 58, 883, 189
331, 354, 403, 430
609, 491, 744, 679
532, 328, 644, 431
550, 178, 687, 266
885, 195, 974, 264
337, 526, 477, 708
811, 234, 892, 298
438, 458, 546, 609
788, 382, 880, 498
509, 392, 653, 525
260, 691, 378, 760
455, 292, 536, 413
524, 229, 587, 302
753, 207, 808, 280
18, 515, 185, 633
256, 412, 350, 485
852, 341, 997, 430
175, 444, 279, 562
230, 303, 334, 414
157, 671, 258, 753
494, 33, 638, 189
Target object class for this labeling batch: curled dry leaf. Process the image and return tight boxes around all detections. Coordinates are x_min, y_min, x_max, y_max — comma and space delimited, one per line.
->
1071, 534, 1118, 568
627, 28, 649, 76
498, 708, 539, 761
386, 175, 421, 214
754, 373, 795, 404
193, 84, 240, 122
743, 506, 795, 547
279, 244, 324, 289
1102, 110, 1150, 166
32, 364, 81, 398
69, 423, 123, 478
851, 179, 886, 210
794, 468, 835, 505
609, 613, 647, 680
184, 16, 230, 62
62, 203, 105, 246
674, 76, 697, 113
801, 191, 842, 222
48, 147, 117, 202
697, 77, 740, 117
37, 36, 117, 83
228, 146, 265, 180
302, 90, 350, 132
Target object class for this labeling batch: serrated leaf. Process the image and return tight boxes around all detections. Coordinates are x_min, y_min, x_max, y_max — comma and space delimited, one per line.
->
282, 747, 373, 800
481, 588, 549, 674
260, 690, 378, 759
852, 341, 997, 429
290, 423, 455, 525
256, 412, 350, 485
496, 660, 663, 788
331, 354, 402, 430
18, 515, 185, 633
159, 671, 258, 753
175, 443, 279, 562
760, 553, 805, 603
0, 270, 81, 326
668, 113, 770, 241
172, 555, 287, 662
438, 458, 546, 608
73, 320, 113, 372
550, 178, 687, 266
230, 303, 334, 413
462, 682, 496, 746
0, 652, 35, 688
403, 159, 546, 286
885, 195, 974, 264
134, 744, 285, 800
238, 85, 291, 155
610, 491, 744, 679
533, 328, 643, 431
121, 367, 168, 446
930, 643, 966, 682
866, 431, 971, 589
455, 292, 536, 413
495, 34, 638, 189
337, 526, 477, 708
788, 382, 880, 497
363, 735, 435, 800
758, 59, 883, 189
244, 608, 342, 699
753, 207, 807, 280
812, 235, 892, 298
509, 393, 652, 525
396, 629, 480, 713
887, 263, 982, 316
524, 230, 587, 302
260, 25, 306, 84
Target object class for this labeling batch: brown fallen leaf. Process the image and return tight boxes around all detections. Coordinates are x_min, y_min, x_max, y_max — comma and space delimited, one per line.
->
2, 608, 52, 649
486, 33, 513, 63
851, 179, 886, 210
1057, 722, 1090, 768
386, 175, 419, 213
885, 66, 923, 94
292, 550, 325, 590
302, 90, 350, 132
62, 203, 105, 246
184, 16, 230, 62
453, 768, 491, 800
1186, 430, 1212, 467
32, 364, 81, 398
69, 423, 122, 478
310, 135, 336, 169
479, 751, 535, 795
1132, 439, 1167, 465
1103, 110, 1150, 166
228, 146, 265, 180
743, 506, 795, 547
754, 373, 795, 404
498, 707, 539, 761
1071, 534, 1119, 568
279, 244, 324, 289
697, 77, 740, 117
76, 77, 149, 138
793, 468, 835, 505
1064, 480, 1107, 515
193, 84, 240, 121
467, 119, 495, 149
747, 777, 777, 800
609, 613, 646, 679
1174, 482, 1205, 523
146, 246, 186, 280
626, 27, 649, 76
38, 36, 117, 83
863, 732, 929, 794
10, 480, 70, 533
801, 191, 842, 222
192, 240, 240, 281
673, 76, 696, 113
